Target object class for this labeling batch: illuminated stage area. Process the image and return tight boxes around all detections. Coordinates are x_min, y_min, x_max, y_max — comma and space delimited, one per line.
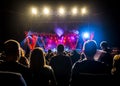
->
21, 30, 94, 52
20, 5, 95, 52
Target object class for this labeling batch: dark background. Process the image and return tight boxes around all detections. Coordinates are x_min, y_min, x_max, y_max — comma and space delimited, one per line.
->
0, 0, 120, 50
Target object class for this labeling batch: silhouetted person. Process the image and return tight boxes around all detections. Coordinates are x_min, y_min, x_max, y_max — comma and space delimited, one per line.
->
111, 54, 120, 85
0, 39, 31, 86
100, 41, 111, 53
19, 47, 29, 67
0, 71, 27, 86
99, 41, 113, 69
45, 49, 54, 65
29, 47, 57, 86
49, 44, 72, 86
70, 40, 110, 86
70, 50, 80, 65
111, 54, 120, 76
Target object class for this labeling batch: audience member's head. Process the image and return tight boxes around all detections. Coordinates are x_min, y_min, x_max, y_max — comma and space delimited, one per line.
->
113, 55, 120, 68
111, 54, 120, 75
19, 47, 29, 67
100, 41, 108, 50
83, 40, 97, 59
48, 49, 52, 54
30, 47, 46, 70
57, 44, 64, 54
4, 39, 21, 62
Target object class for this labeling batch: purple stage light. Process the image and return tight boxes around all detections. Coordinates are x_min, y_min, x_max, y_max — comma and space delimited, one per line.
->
55, 28, 64, 37
71, 36, 75, 40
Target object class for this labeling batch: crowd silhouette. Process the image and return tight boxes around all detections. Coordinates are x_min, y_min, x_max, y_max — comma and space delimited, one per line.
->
0, 39, 120, 86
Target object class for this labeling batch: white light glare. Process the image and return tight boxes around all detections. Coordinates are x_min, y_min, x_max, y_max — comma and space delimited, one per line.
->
43, 7, 50, 15
83, 32, 89, 38
58, 7, 65, 15
72, 7, 78, 15
32, 8, 37, 15
81, 7, 87, 15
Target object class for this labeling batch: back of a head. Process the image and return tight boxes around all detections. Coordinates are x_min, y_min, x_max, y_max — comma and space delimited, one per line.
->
57, 44, 64, 53
100, 41, 108, 50
30, 47, 45, 69
113, 55, 120, 68
48, 49, 52, 54
83, 40, 97, 58
0, 71, 27, 86
4, 39, 20, 61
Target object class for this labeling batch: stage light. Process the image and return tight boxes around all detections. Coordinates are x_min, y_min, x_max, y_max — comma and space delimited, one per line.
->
72, 30, 79, 34
81, 7, 87, 15
55, 28, 64, 37
31, 8, 37, 15
43, 7, 50, 15
71, 7, 78, 15
71, 36, 75, 40
83, 32, 90, 39
58, 7, 65, 15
